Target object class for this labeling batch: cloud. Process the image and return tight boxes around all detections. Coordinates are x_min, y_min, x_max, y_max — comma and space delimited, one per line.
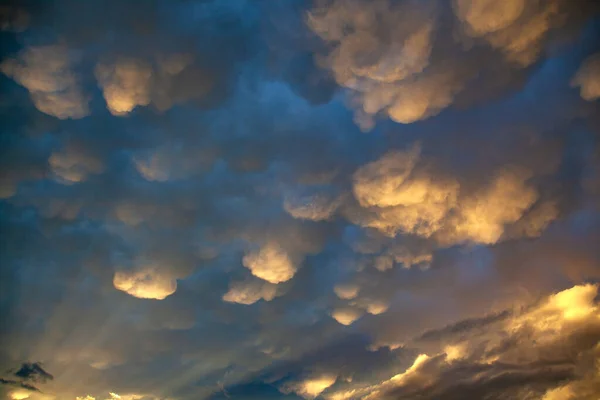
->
571, 53, 600, 101
95, 58, 153, 116
307, 0, 580, 129
132, 142, 215, 182
1, 1, 599, 400
94, 53, 216, 116
350, 145, 549, 246
334, 284, 360, 300
49, 145, 104, 184
280, 374, 338, 399
284, 192, 342, 222
324, 284, 600, 400
0, 362, 53, 398
331, 307, 364, 326
1, 45, 89, 119
222, 280, 278, 305
242, 242, 298, 284
440, 167, 539, 245
113, 268, 177, 300
13, 363, 53, 383
453, 0, 562, 66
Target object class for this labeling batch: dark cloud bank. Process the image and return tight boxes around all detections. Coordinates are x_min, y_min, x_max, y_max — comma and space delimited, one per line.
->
1, 0, 600, 399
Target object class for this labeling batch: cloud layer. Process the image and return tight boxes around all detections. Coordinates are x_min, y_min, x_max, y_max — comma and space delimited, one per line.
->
1, 0, 599, 399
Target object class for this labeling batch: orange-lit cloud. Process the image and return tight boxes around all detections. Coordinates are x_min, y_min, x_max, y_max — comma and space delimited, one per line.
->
284, 193, 342, 221
49, 146, 104, 185
113, 268, 177, 300
334, 283, 360, 300
331, 307, 364, 326
441, 167, 539, 244
351, 146, 550, 246
281, 374, 338, 399
308, 0, 571, 129
325, 284, 600, 400
1, 45, 89, 119
571, 53, 600, 101
243, 242, 297, 284
95, 58, 153, 116
222, 280, 278, 305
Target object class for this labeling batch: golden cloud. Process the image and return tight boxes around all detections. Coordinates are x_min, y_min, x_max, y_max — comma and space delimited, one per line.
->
1, 45, 89, 119
331, 307, 364, 326
351, 147, 550, 246
113, 268, 177, 300
571, 53, 600, 101
334, 283, 360, 300
281, 374, 338, 399
49, 146, 104, 185
243, 242, 297, 284
95, 58, 153, 116
222, 280, 278, 305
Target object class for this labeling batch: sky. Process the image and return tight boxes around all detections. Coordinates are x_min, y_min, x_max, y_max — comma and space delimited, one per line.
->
0, 0, 600, 399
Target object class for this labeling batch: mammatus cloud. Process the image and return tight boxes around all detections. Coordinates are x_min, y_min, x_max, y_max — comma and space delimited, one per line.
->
334, 283, 360, 300
571, 52, 600, 101
331, 307, 364, 326
95, 58, 153, 116
307, 0, 573, 129
113, 268, 178, 300
49, 145, 104, 185
95, 54, 212, 116
440, 167, 539, 245
453, 0, 562, 66
242, 242, 297, 284
284, 192, 343, 222
350, 145, 551, 246
222, 280, 278, 305
1, 1, 599, 400
1, 45, 89, 119
132, 142, 215, 182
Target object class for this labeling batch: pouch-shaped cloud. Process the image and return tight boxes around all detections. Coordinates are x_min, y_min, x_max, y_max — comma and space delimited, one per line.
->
222, 280, 278, 305
352, 145, 422, 209
374, 246, 433, 271
352, 145, 458, 238
334, 283, 360, 300
48, 145, 104, 184
132, 142, 215, 182
113, 268, 177, 300
331, 307, 364, 326
307, 0, 440, 128
284, 192, 342, 221
95, 53, 211, 116
441, 167, 539, 244
353, 298, 390, 315
308, 0, 571, 129
454, 0, 562, 66
1, 44, 89, 119
242, 242, 297, 284
351, 146, 548, 245
95, 58, 153, 116
571, 53, 600, 101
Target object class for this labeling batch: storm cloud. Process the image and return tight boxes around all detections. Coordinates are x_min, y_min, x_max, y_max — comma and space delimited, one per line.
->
1, 0, 599, 399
